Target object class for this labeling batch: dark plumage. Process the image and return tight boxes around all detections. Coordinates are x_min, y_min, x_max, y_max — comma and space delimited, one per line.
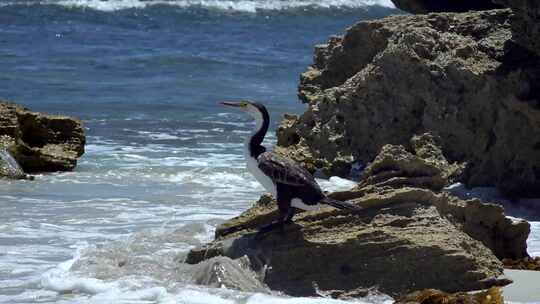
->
220, 100, 362, 236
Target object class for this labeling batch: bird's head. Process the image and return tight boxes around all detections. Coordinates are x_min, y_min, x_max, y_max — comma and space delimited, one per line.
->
219, 100, 269, 123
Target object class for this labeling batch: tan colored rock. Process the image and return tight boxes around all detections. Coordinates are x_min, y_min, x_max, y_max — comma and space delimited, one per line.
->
0, 101, 85, 173
278, 9, 540, 197
394, 286, 503, 304
186, 187, 525, 297
359, 133, 464, 191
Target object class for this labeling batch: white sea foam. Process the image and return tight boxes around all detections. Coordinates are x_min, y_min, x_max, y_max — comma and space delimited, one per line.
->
529, 222, 540, 257
137, 131, 182, 140
317, 176, 357, 193
24, 0, 395, 12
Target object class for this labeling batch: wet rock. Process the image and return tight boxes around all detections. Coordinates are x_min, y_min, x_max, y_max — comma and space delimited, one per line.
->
0, 101, 85, 173
0, 147, 31, 180
503, 257, 540, 271
278, 9, 540, 197
359, 133, 464, 191
189, 256, 268, 293
394, 286, 503, 304
391, 0, 502, 14
186, 188, 518, 297
494, 0, 540, 57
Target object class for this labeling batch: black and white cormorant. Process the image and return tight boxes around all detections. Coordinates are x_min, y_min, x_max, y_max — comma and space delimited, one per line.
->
220, 100, 361, 235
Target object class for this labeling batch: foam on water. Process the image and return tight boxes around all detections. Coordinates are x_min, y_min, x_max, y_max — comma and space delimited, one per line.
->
4, 0, 395, 12
0, 148, 25, 179
33, 222, 394, 304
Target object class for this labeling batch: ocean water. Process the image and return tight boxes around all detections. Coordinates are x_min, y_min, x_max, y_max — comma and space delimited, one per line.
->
0, 1, 398, 303
0, 1, 538, 303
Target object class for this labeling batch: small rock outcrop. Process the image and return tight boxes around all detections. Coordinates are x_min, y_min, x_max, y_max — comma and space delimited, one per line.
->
391, 0, 502, 14
185, 186, 526, 297
0, 101, 85, 173
278, 9, 540, 197
395, 287, 503, 304
359, 133, 464, 191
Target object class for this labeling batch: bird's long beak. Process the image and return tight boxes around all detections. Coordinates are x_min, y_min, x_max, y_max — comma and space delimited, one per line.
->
219, 101, 242, 107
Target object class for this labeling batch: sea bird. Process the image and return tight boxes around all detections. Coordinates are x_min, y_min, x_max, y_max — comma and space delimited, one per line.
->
220, 100, 361, 236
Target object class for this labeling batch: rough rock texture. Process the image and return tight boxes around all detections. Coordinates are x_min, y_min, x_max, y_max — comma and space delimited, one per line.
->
187, 256, 269, 292
359, 133, 464, 191
391, 0, 502, 14
494, 0, 540, 57
0, 147, 30, 180
277, 9, 540, 197
503, 256, 540, 271
185, 187, 526, 297
0, 101, 85, 173
395, 287, 503, 304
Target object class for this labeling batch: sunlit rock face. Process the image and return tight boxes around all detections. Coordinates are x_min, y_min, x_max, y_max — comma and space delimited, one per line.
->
0, 101, 85, 173
186, 188, 527, 297
277, 9, 540, 197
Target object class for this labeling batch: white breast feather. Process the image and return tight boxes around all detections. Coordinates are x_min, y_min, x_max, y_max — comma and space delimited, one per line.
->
246, 154, 277, 197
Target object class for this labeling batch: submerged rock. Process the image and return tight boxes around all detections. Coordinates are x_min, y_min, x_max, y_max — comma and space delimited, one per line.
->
278, 9, 540, 197
186, 187, 523, 297
391, 0, 502, 14
189, 256, 268, 293
0, 101, 85, 173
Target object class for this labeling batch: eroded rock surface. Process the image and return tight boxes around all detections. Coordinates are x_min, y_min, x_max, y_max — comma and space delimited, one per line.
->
494, 0, 540, 57
185, 187, 525, 297
391, 0, 502, 14
278, 9, 540, 197
359, 133, 464, 191
395, 287, 503, 304
0, 101, 85, 173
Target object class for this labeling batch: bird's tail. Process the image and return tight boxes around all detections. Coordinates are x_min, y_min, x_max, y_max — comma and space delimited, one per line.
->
320, 197, 363, 211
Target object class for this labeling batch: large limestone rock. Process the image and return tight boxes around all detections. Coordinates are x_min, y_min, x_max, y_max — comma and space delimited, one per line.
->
391, 0, 501, 14
494, 0, 540, 57
278, 9, 540, 197
185, 187, 527, 297
0, 101, 85, 173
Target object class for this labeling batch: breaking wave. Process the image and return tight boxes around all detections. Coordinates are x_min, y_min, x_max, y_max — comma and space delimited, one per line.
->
2, 0, 395, 12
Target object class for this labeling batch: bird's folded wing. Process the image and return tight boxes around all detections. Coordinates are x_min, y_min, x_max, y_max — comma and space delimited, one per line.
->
257, 152, 316, 187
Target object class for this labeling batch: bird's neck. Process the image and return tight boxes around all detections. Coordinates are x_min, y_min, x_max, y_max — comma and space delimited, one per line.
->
246, 112, 269, 159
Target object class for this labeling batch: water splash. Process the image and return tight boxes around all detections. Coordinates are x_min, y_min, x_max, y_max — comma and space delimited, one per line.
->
2, 0, 396, 12
0, 148, 27, 179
